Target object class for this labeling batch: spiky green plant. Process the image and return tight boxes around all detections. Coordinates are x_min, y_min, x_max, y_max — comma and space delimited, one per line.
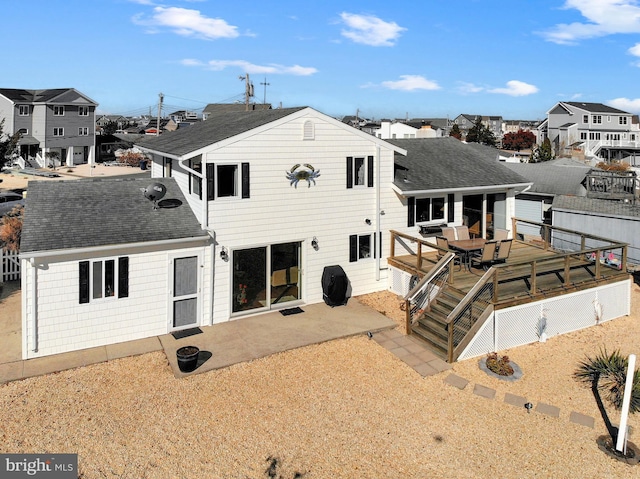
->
574, 348, 640, 413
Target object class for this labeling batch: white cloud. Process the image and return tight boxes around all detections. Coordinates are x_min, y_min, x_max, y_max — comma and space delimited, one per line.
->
607, 97, 640, 113
132, 6, 239, 40
380, 75, 440, 91
339, 13, 406, 46
488, 80, 539, 97
539, 0, 640, 44
457, 82, 484, 94
183, 59, 317, 76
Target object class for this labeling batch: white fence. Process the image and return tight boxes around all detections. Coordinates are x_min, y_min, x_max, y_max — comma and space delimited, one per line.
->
1, 249, 20, 282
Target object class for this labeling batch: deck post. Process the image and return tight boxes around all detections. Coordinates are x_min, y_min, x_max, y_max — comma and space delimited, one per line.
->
621, 246, 628, 273
390, 231, 396, 257
447, 323, 454, 363
417, 242, 422, 271
493, 271, 499, 303
595, 250, 601, 278
404, 299, 412, 335
564, 255, 571, 286
581, 235, 586, 251
530, 262, 537, 295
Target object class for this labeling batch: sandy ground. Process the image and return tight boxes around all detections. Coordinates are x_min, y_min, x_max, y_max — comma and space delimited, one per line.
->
0, 163, 147, 192
0, 279, 638, 478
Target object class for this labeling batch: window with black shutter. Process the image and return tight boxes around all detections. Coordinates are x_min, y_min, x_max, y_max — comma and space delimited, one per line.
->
79, 261, 89, 304
206, 163, 215, 201
118, 257, 129, 298
349, 235, 358, 262
407, 197, 415, 227
346, 157, 353, 189
448, 193, 455, 222
367, 155, 374, 187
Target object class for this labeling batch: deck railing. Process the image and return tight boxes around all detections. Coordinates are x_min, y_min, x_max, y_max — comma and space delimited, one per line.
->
389, 230, 458, 282
403, 252, 455, 334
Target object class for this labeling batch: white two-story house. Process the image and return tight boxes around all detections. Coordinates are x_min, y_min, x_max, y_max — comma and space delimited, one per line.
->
536, 101, 640, 161
0, 88, 97, 167
19, 107, 530, 359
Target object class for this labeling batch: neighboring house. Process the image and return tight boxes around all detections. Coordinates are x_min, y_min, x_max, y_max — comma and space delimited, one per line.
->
168, 110, 198, 123
18, 107, 532, 359
202, 103, 271, 120
20, 178, 211, 359
140, 118, 170, 135
0, 88, 97, 166
504, 158, 591, 236
95, 133, 146, 162
552, 195, 640, 264
503, 119, 539, 135
388, 137, 531, 239
374, 120, 443, 139
537, 101, 640, 161
453, 114, 503, 141
96, 114, 128, 130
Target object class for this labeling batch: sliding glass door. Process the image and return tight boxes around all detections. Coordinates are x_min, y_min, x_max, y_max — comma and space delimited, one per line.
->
232, 242, 301, 314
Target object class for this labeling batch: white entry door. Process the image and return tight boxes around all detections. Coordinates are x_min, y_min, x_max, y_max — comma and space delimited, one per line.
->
170, 255, 200, 331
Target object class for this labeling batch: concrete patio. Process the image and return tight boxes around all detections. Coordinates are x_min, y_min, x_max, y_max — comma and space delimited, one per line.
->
0, 285, 451, 383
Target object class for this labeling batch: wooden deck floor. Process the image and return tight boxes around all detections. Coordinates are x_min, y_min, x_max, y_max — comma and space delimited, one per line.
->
389, 240, 629, 309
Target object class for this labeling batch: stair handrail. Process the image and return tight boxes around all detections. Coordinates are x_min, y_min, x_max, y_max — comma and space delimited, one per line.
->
445, 268, 495, 362
404, 252, 455, 333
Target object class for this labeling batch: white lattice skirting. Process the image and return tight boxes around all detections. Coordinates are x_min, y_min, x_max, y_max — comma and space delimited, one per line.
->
457, 279, 631, 360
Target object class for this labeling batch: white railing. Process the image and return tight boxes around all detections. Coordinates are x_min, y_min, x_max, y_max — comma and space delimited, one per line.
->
1, 249, 20, 282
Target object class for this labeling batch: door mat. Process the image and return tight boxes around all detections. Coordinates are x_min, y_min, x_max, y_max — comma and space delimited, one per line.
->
280, 307, 304, 316
172, 327, 203, 340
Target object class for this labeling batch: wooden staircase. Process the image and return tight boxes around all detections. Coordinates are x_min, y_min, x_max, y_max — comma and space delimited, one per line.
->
411, 285, 490, 361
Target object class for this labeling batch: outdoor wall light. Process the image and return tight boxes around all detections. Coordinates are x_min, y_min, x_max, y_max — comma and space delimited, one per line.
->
364, 218, 372, 225
220, 247, 228, 261
311, 237, 319, 251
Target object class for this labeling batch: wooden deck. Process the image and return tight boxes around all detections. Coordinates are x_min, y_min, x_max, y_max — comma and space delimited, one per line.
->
389, 239, 629, 310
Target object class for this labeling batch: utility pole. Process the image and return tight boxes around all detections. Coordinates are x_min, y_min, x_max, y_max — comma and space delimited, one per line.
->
157, 92, 164, 136
260, 77, 270, 108
239, 74, 254, 111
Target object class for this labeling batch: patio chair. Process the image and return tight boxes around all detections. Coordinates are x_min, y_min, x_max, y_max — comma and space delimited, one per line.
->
493, 228, 509, 241
440, 227, 456, 242
455, 225, 470, 240
435, 236, 461, 269
494, 239, 512, 264
470, 240, 498, 271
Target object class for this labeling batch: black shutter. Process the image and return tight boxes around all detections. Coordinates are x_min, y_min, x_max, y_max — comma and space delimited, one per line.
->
448, 193, 455, 222
241, 162, 250, 198
118, 257, 129, 298
79, 261, 89, 304
407, 197, 415, 227
379, 232, 382, 259
188, 160, 192, 194
206, 163, 215, 201
367, 155, 374, 187
349, 234, 358, 262
346, 157, 353, 189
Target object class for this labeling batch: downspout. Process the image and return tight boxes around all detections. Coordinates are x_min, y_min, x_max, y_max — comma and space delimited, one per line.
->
30, 258, 38, 353
177, 158, 207, 229
376, 145, 381, 281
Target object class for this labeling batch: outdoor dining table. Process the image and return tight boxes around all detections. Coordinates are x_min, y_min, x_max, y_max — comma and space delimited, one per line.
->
449, 238, 486, 271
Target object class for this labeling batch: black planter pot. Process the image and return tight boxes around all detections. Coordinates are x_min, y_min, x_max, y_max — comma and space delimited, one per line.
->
176, 346, 200, 373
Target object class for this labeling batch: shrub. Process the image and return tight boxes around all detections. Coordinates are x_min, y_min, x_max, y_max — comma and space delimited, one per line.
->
486, 352, 514, 376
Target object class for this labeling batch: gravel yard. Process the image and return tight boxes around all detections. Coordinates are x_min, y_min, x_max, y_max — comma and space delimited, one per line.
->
0, 282, 639, 478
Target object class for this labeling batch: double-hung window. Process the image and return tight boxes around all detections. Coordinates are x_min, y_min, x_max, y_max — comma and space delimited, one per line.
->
78, 106, 89, 116
619, 116, 628, 125
79, 257, 129, 303
415, 197, 446, 223
18, 105, 29, 116
53, 127, 64, 137
592, 115, 602, 124
53, 105, 65, 116
78, 127, 88, 136
346, 156, 374, 188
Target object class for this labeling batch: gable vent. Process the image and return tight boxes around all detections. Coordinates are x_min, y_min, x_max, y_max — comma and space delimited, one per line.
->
303, 120, 314, 140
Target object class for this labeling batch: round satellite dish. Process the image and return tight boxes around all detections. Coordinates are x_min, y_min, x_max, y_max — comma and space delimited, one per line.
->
143, 183, 167, 202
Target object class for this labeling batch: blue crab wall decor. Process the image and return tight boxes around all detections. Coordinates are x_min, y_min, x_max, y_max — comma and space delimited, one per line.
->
286, 163, 320, 188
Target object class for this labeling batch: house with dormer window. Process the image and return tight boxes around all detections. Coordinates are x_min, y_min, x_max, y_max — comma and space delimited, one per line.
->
0, 88, 97, 167
537, 101, 640, 161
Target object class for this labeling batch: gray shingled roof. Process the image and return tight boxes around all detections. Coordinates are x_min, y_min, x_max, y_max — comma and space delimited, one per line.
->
21, 177, 208, 253
388, 137, 531, 192
136, 107, 306, 157
553, 195, 640, 218
0, 88, 94, 104
504, 160, 590, 196
563, 102, 629, 114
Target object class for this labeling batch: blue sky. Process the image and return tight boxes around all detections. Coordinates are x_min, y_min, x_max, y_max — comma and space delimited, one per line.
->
5, 0, 640, 121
